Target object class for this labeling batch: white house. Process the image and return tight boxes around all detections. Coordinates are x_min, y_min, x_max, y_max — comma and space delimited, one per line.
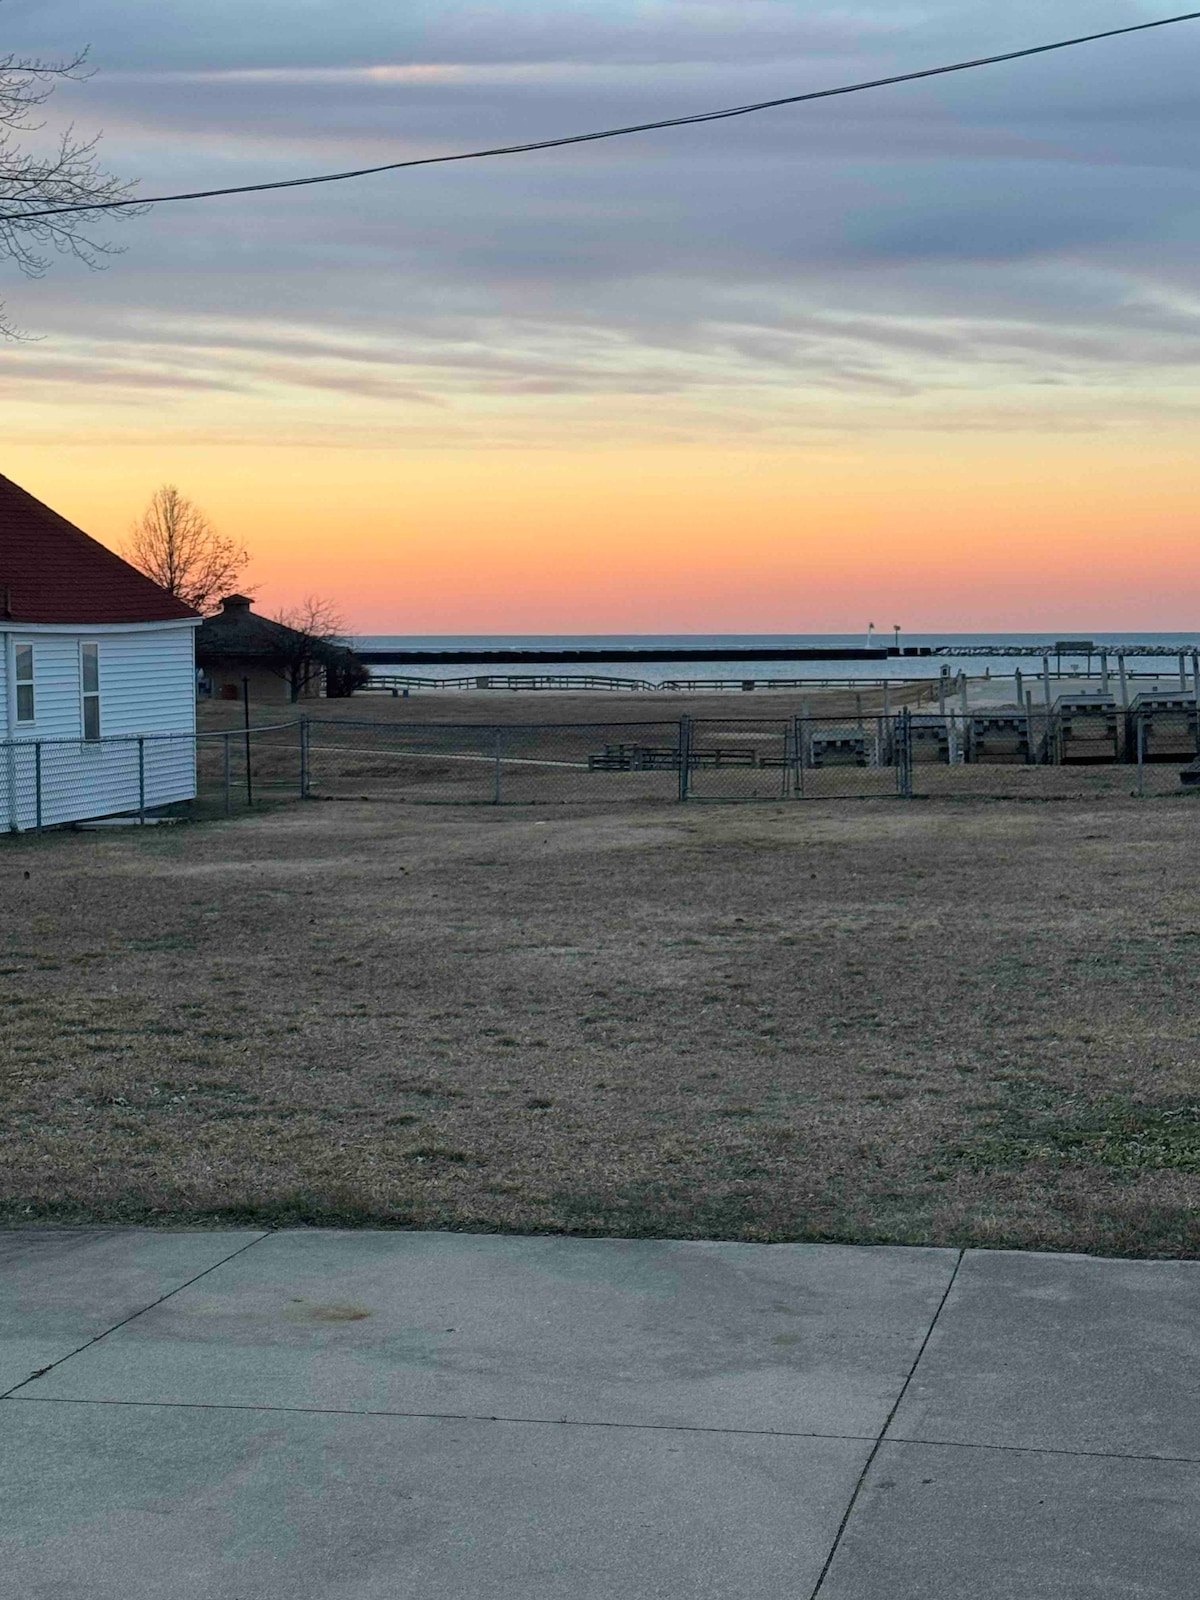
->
1, 473, 201, 831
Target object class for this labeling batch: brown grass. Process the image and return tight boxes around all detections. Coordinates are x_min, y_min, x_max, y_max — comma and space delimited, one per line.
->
3, 788, 1199, 1255
197, 681, 931, 733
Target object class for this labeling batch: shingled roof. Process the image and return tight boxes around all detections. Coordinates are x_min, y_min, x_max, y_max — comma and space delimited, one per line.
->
0, 473, 197, 625
195, 595, 359, 670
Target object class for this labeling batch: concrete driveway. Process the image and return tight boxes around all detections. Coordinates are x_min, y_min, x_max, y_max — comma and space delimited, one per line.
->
2, 1228, 1197, 1597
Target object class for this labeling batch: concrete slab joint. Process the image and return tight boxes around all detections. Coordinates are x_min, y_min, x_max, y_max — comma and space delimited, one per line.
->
1, 1232, 1197, 1598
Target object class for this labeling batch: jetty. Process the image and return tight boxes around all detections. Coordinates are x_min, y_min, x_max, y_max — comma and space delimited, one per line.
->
355, 645, 909, 666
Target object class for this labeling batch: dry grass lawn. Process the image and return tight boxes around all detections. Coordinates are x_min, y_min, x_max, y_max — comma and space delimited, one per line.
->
3, 790, 1199, 1255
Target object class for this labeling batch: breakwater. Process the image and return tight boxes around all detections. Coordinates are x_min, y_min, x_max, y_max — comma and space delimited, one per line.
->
355, 645, 925, 666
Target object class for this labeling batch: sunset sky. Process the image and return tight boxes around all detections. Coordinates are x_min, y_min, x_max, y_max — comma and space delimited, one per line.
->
4, 1, 1200, 632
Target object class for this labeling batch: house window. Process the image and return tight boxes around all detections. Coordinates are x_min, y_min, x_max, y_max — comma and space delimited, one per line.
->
15, 643, 34, 723
80, 642, 101, 741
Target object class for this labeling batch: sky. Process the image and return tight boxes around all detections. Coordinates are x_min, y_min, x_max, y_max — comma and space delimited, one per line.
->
3, 1, 1200, 633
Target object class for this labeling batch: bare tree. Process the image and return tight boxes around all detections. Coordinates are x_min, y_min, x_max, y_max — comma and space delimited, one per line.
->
0, 34, 139, 337
275, 595, 349, 647
273, 596, 366, 701
125, 485, 249, 614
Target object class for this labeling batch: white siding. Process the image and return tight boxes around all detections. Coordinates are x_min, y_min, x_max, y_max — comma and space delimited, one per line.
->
97, 627, 197, 737
2, 624, 198, 830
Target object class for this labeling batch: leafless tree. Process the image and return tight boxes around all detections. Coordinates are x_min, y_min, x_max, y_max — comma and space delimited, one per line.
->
275, 595, 349, 647
0, 32, 140, 337
273, 596, 366, 701
125, 485, 249, 614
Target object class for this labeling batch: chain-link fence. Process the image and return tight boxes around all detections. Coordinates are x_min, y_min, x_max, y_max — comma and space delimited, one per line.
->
193, 722, 306, 817
1, 723, 304, 833
302, 715, 912, 803
4, 708, 1198, 831
1, 731, 197, 832
901, 707, 1198, 798
304, 718, 684, 805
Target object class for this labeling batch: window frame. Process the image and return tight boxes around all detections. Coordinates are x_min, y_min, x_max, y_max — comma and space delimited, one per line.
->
79, 640, 101, 742
14, 640, 35, 724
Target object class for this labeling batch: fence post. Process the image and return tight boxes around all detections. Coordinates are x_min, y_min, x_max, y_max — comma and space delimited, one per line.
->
223, 731, 232, 816
794, 715, 805, 798
1137, 713, 1145, 797
137, 737, 145, 824
242, 677, 253, 807
492, 728, 503, 804
898, 709, 912, 797
34, 740, 42, 834
677, 716, 691, 801
299, 716, 310, 798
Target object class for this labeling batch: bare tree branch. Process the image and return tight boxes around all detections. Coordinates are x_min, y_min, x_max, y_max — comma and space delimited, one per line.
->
0, 33, 139, 336
272, 596, 365, 700
124, 485, 249, 615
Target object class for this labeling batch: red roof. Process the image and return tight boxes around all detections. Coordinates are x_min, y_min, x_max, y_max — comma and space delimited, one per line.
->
0, 473, 197, 625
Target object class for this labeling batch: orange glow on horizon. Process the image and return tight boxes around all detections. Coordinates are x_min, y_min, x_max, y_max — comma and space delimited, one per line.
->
8, 428, 1199, 634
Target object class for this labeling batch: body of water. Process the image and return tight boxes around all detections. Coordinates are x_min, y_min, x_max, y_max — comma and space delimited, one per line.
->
356, 633, 1200, 686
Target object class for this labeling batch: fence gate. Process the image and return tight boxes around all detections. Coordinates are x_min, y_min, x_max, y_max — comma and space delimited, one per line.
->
681, 715, 907, 801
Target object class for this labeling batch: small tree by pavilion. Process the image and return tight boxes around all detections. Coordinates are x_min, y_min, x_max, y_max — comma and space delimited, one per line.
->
272, 596, 367, 701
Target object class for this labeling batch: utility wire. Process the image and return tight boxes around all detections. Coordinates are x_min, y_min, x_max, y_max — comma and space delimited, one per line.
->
4, 9, 1200, 222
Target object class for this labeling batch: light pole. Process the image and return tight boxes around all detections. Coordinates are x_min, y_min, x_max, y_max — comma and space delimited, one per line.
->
893, 623, 902, 653
867, 622, 875, 650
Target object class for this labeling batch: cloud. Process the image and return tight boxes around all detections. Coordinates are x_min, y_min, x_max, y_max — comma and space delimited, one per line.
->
5, 0, 1200, 448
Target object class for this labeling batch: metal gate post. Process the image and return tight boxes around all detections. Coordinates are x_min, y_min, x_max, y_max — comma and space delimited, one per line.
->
1137, 713, 1145, 797
34, 740, 42, 834
492, 728, 503, 804
794, 715, 805, 798
677, 716, 691, 801
137, 737, 146, 824
223, 731, 232, 816
299, 717, 310, 798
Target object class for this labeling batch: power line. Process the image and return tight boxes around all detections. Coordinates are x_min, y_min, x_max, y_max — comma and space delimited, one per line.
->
5, 10, 1200, 223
